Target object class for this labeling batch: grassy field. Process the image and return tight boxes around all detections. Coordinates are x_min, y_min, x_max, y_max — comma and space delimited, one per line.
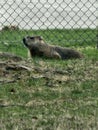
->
0, 28, 98, 130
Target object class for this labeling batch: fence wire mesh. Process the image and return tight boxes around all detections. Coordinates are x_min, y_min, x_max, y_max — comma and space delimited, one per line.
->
0, 0, 97, 29
0, 0, 98, 130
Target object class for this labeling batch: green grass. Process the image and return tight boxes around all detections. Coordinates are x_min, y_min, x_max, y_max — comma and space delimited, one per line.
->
0, 28, 98, 130
0, 28, 97, 60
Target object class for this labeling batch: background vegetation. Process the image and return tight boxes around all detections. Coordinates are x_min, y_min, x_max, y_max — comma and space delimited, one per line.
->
0, 28, 98, 130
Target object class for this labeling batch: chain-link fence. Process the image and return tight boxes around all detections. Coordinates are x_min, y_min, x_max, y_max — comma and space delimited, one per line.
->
0, 0, 97, 29
0, 0, 97, 54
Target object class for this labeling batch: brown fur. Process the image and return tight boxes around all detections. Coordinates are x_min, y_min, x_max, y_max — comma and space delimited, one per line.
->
23, 36, 84, 59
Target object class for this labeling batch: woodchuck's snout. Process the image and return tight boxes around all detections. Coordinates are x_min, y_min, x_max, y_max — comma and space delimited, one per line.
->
23, 37, 26, 43
23, 37, 27, 46
23, 37, 31, 47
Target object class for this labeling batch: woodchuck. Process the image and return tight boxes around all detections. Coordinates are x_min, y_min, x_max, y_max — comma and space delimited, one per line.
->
23, 36, 84, 59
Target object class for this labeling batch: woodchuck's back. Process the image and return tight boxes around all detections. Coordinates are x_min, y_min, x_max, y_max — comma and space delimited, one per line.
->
55, 46, 84, 59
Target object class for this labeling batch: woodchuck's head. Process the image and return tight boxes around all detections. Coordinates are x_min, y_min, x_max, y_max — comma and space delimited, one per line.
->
23, 36, 44, 49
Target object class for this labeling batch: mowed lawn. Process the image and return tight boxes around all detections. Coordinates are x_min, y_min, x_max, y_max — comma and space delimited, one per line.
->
0, 28, 98, 130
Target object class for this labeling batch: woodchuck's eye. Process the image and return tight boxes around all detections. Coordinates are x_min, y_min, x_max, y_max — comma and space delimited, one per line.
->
30, 37, 34, 40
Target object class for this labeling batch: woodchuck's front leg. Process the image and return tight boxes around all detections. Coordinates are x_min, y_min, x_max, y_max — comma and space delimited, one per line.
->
51, 51, 61, 59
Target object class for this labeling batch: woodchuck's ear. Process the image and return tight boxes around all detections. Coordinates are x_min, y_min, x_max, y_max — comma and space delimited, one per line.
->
37, 36, 43, 40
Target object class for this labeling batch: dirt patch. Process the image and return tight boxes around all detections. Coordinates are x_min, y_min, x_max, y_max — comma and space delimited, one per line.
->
0, 52, 71, 86
0, 52, 98, 87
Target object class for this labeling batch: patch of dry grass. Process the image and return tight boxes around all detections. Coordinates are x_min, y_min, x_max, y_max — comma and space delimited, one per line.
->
0, 54, 98, 129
